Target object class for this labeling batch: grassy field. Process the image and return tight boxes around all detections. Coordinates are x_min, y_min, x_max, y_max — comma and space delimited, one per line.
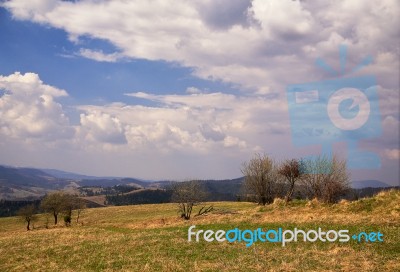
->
0, 190, 399, 271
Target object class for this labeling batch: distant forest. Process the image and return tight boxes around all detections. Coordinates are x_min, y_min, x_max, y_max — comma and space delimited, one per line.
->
0, 199, 41, 217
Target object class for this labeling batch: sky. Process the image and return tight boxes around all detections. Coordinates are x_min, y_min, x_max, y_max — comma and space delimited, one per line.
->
0, 0, 399, 185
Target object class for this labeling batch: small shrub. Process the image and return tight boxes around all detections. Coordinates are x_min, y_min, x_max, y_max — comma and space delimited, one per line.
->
272, 198, 286, 207
306, 198, 321, 208
64, 215, 71, 226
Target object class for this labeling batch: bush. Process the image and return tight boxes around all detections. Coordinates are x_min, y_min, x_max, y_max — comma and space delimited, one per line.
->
64, 215, 71, 226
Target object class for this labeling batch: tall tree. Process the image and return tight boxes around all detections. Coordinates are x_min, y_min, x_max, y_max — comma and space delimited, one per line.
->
74, 197, 86, 223
242, 153, 278, 205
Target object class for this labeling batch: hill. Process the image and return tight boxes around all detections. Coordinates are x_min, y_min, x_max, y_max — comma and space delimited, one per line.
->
0, 166, 72, 200
351, 179, 392, 189
0, 189, 398, 271
0, 165, 398, 204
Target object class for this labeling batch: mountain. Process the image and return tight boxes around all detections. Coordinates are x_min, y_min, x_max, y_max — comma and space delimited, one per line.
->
78, 178, 150, 188
40, 169, 104, 180
0, 165, 72, 200
1, 165, 397, 201
41, 169, 151, 188
351, 180, 392, 189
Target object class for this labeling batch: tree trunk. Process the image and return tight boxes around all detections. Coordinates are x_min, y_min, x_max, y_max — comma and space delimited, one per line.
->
76, 210, 81, 223
26, 219, 30, 231
285, 180, 295, 203
53, 211, 58, 225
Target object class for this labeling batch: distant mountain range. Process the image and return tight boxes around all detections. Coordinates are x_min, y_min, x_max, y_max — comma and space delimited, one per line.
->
0, 165, 396, 200
351, 180, 393, 189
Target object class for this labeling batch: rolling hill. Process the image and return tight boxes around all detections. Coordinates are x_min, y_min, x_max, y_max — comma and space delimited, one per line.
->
0, 165, 397, 202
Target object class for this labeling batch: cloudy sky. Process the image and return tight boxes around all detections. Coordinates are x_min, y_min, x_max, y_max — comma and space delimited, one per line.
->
0, 0, 398, 185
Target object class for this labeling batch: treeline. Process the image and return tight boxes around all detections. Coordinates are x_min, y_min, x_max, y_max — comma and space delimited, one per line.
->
79, 185, 139, 196
106, 189, 173, 206
0, 199, 41, 217
1, 186, 395, 218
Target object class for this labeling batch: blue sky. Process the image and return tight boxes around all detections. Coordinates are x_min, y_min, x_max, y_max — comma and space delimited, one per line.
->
0, 0, 399, 185
0, 8, 238, 106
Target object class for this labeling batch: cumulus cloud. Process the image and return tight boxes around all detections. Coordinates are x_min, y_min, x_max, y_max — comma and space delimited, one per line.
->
3, 0, 398, 93
194, 0, 253, 30
0, 0, 398, 181
79, 111, 127, 145
0, 72, 73, 140
78, 91, 284, 153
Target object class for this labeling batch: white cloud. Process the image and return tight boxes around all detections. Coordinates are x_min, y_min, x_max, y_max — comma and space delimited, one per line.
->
3, 0, 398, 93
185, 87, 202, 94
0, 72, 73, 140
0, 0, 398, 181
79, 111, 127, 145
79, 91, 285, 153
78, 48, 123, 62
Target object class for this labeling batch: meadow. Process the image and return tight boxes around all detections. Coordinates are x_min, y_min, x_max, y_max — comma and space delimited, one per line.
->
0, 190, 399, 271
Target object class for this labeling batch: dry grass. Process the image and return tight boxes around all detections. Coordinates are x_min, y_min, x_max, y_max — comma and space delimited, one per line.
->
0, 190, 399, 271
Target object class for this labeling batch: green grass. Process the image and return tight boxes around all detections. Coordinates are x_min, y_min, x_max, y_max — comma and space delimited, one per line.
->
0, 190, 399, 271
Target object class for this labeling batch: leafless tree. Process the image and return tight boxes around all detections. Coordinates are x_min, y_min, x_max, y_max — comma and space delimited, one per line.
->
74, 197, 86, 223
17, 204, 37, 231
322, 156, 351, 203
278, 159, 303, 203
300, 155, 350, 203
241, 153, 278, 205
171, 180, 211, 220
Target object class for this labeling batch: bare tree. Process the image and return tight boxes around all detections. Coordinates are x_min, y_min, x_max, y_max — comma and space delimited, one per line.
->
300, 156, 330, 200
74, 197, 86, 223
278, 159, 302, 203
17, 204, 37, 231
241, 153, 278, 205
322, 156, 351, 203
300, 155, 350, 203
171, 180, 211, 220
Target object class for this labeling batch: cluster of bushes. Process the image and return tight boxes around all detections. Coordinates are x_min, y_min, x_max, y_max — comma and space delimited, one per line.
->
242, 153, 351, 205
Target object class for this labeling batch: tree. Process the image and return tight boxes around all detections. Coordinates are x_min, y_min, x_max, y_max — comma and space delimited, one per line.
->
322, 156, 351, 203
242, 153, 278, 205
74, 197, 86, 223
17, 204, 37, 231
40, 192, 68, 225
300, 155, 350, 203
278, 159, 303, 203
171, 180, 211, 220
61, 194, 77, 221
